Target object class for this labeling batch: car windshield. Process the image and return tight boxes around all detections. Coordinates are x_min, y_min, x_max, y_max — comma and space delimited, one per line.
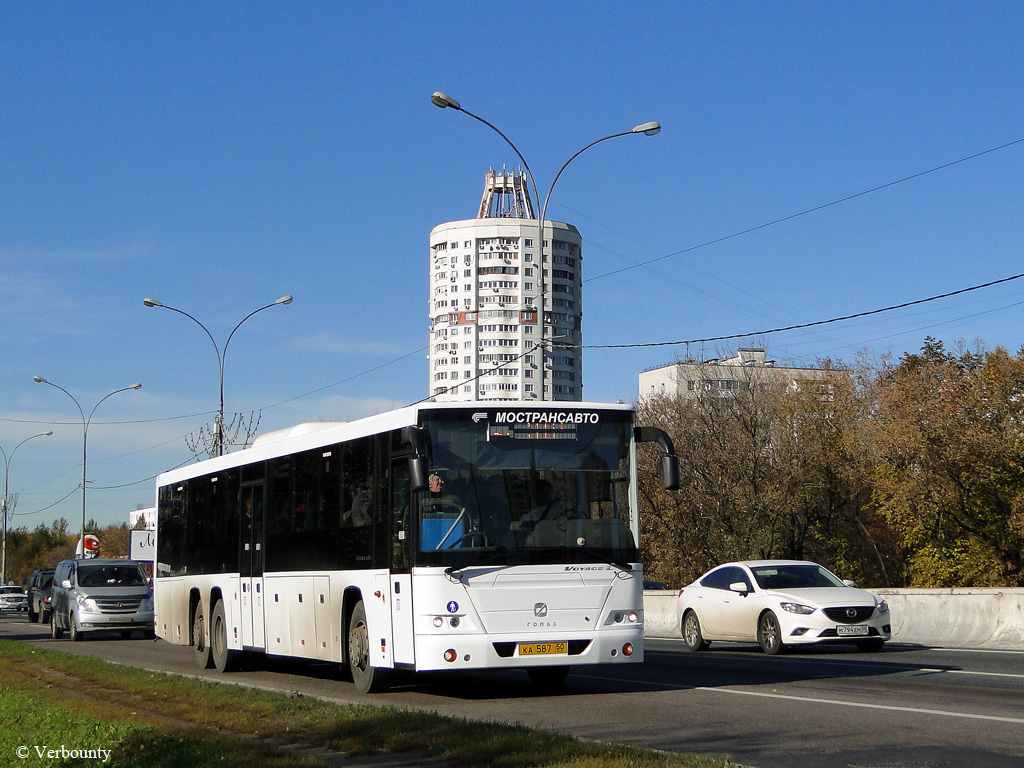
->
77, 564, 148, 587
751, 564, 845, 590
0, 587, 22, 594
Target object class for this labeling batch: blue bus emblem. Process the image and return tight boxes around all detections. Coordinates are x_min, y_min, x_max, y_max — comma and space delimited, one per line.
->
446, 601, 459, 613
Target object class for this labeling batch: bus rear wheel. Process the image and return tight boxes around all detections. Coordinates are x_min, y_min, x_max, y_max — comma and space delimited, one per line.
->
210, 600, 241, 673
192, 603, 212, 669
348, 600, 390, 693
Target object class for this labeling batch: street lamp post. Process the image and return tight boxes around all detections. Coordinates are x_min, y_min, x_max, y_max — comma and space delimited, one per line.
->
143, 295, 293, 456
1, 431, 52, 583
431, 91, 660, 400
32, 378, 141, 559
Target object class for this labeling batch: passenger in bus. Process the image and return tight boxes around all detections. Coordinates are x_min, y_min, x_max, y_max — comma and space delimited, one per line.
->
349, 477, 373, 527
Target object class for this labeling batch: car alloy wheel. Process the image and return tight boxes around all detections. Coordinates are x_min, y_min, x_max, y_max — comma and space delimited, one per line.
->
758, 611, 786, 655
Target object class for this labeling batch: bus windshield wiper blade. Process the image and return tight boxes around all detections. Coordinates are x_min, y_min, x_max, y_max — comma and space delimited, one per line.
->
444, 549, 512, 579
574, 547, 633, 573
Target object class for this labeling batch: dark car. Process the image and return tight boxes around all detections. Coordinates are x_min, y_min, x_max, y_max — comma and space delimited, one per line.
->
27, 568, 55, 623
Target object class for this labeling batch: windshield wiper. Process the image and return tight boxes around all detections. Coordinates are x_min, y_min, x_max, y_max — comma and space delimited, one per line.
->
443, 549, 512, 580
572, 546, 634, 574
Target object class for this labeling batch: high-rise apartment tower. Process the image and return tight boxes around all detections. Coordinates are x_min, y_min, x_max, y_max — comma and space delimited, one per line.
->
429, 168, 583, 402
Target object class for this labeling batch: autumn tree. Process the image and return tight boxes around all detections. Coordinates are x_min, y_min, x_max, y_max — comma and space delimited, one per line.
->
866, 339, 1024, 586
636, 357, 903, 588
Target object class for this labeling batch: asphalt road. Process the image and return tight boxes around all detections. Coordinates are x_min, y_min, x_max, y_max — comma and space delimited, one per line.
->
3, 612, 1023, 768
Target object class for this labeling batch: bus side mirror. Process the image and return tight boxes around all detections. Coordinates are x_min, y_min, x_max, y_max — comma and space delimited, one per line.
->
402, 426, 429, 492
409, 457, 428, 493
662, 455, 679, 492
634, 426, 680, 491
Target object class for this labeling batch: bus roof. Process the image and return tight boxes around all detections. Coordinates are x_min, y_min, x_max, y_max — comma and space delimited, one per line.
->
155, 400, 635, 487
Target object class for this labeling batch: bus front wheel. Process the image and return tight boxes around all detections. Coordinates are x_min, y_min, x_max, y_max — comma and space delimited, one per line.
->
347, 600, 391, 693
210, 600, 242, 673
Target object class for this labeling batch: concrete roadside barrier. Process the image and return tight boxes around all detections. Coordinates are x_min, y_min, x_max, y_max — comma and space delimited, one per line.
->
875, 588, 1024, 650
642, 588, 1024, 650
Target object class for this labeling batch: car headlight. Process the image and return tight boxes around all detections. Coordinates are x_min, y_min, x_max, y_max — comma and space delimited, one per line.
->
877, 599, 889, 614
75, 595, 99, 613
780, 601, 816, 615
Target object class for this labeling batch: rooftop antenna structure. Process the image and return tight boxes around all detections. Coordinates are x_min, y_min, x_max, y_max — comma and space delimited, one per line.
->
478, 166, 535, 219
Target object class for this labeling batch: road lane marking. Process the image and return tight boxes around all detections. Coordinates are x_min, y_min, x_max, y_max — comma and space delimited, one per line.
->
692, 686, 1024, 725
649, 638, 1024, 680
585, 674, 1024, 725
931, 647, 1024, 656
923, 668, 1024, 680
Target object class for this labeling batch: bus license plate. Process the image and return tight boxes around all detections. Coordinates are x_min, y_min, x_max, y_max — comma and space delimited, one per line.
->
518, 642, 567, 656
837, 625, 869, 637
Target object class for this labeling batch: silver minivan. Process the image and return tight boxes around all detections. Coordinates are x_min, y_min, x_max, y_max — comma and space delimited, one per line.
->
50, 558, 155, 641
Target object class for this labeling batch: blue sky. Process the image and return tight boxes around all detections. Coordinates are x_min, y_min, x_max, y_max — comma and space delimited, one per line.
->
3, 3, 1024, 531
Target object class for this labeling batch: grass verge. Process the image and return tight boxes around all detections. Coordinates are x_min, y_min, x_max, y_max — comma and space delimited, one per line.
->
0, 639, 743, 767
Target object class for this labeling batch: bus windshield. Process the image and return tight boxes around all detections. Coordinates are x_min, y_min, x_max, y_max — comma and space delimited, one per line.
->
415, 408, 637, 569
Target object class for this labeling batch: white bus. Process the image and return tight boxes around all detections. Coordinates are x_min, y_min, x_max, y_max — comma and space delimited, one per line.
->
154, 401, 677, 692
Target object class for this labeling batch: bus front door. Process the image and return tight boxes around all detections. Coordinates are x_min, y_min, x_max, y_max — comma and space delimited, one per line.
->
390, 459, 414, 665
240, 482, 266, 650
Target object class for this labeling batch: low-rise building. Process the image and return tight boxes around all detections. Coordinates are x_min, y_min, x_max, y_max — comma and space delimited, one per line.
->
640, 348, 836, 400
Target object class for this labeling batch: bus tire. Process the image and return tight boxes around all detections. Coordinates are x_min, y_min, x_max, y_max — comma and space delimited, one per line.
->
527, 665, 569, 688
211, 599, 241, 673
348, 600, 390, 693
192, 602, 213, 669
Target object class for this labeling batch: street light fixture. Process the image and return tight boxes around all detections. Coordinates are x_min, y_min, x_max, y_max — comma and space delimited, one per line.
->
1, 431, 52, 583
431, 91, 660, 400
143, 295, 293, 456
32, 377, 142, 559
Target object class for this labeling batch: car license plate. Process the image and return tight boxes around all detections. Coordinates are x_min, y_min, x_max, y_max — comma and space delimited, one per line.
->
518, 642, 567, 656
109, 616, 133, 624
837, 625, 869, 637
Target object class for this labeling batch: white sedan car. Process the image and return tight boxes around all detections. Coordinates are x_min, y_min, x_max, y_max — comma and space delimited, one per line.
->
677, 560, 891, 654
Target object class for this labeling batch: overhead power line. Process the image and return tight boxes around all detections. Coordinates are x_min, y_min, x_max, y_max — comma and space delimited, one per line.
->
562, 272, 1024, 350
586, 136, 1024, 283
